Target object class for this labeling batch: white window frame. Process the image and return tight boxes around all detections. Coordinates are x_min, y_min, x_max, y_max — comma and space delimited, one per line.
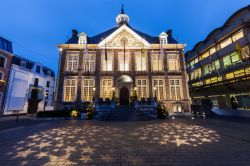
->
167, 52, 180, 71
100, 77, 113, 99
83, 51, 96, 72
66, 52, 79, 72
20, 61, 26, 67
118, 52, 130, 71
82, 77, 95, 102
63, 78, 77, 102
135, 51, 147, 71
152, 77, 166, 100
151, 51, 164, 71
136, 77, 149, 99
79, 36, 86, 45
173, 104, 183, 113
169, 78, 183, 101
78, 32, 87, 45
101, 51, 114, 71
160, 38, 167, 45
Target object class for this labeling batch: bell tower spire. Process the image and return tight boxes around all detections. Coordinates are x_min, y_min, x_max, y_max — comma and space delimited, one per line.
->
121, 4, 125, 14
116, 4, 129, 26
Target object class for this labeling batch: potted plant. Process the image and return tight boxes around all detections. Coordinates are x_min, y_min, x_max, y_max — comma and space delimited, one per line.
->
157, 102, 169, 119
86, 103, 94, 119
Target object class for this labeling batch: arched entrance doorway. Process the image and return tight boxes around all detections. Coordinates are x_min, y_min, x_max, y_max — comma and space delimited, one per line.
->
119, 87, 129, 105
116, 75, 133, 106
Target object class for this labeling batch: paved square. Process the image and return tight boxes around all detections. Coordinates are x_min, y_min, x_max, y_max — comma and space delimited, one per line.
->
0, 118, 250, 166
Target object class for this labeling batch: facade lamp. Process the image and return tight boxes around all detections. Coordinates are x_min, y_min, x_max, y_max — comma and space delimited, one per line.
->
153, 87, 157, 100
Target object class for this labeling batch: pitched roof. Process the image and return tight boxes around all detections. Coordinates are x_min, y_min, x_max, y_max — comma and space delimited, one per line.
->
65, 25, 178, 44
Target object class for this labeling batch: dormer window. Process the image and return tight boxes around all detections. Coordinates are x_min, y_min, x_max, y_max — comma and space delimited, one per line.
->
47, 70, 51, 76
78, 32, 87, 45
20, 61, 26, 67
160, 38, 167, 44
36, 66, 41, 73
159, 32, 168, 45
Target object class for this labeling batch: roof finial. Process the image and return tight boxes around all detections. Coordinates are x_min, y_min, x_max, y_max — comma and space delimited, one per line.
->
121, 4, 125, 14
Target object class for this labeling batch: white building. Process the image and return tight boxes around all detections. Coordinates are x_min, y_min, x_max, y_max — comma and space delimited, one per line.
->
2, 55, 55, 115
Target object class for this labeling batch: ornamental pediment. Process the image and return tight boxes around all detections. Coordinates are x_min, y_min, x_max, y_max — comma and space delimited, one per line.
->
98, 25, 150, 49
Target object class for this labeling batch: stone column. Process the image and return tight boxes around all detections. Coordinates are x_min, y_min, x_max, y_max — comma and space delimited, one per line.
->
76, 50, 83, 102
148, 50, 153, 98
55, 50, 67, 110
95, 50, 101, 99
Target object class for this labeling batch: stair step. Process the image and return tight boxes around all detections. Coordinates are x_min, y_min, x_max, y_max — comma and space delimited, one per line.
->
96, 106, 155, 121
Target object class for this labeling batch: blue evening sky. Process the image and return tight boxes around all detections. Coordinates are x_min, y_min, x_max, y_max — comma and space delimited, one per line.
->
0, 0, 249, 73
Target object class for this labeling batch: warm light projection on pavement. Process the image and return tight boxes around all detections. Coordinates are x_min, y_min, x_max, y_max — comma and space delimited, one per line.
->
132, 122, 220, 147
2, 121, 220, 165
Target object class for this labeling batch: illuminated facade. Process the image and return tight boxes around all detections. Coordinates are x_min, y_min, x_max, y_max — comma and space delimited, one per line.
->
56, 8, 190, 115
185, 5, 250, 111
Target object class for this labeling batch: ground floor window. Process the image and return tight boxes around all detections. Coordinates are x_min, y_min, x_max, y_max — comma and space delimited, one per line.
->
82, 78, 95, 102
136, 78, 148, 99
153, 78, 166, 100
100, 77, 113, 99
173, 104, 182, 113
64, 79, 77, 102
234, 94, 250, 110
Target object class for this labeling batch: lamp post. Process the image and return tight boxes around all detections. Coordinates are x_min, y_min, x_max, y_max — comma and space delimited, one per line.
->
92, 87, 96, 102
153, 87, 157, 100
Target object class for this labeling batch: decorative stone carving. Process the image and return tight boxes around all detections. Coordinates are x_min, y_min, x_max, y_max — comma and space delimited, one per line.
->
106, 30, 146, 48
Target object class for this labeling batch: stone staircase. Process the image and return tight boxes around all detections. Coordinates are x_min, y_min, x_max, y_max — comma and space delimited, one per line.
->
96, 106, 155, 121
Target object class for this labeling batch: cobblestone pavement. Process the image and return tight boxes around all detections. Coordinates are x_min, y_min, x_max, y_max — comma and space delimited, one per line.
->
0, 118, 250, 166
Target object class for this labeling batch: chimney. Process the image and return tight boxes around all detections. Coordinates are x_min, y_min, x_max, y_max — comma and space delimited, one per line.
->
167, 29, 172, 37
72, 29, 78, 38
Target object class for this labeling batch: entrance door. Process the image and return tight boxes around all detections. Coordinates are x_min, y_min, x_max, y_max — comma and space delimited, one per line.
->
119, 87, 129, 105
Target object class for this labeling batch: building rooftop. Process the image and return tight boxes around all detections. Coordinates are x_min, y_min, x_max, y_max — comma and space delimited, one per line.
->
65, 25, 178, 45
185, 5, 250, 62
12, 55, 55, 77
65, 6, 178, 45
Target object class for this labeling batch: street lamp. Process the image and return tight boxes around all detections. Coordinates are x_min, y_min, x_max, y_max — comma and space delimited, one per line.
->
153, 87, 157, 100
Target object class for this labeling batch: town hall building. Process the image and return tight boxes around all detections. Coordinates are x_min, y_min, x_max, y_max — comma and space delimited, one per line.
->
55, 7, 190, 115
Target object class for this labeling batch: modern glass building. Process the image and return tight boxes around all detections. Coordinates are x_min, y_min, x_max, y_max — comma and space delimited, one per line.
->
185, 5, 250, 111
